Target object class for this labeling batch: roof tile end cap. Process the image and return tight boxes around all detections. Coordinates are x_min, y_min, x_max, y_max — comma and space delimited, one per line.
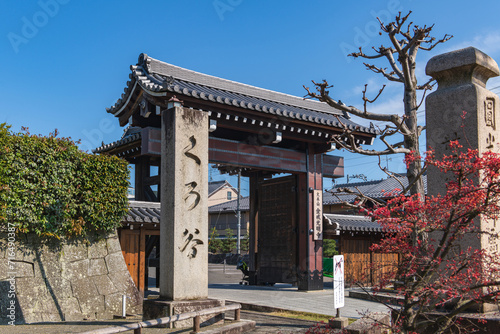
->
138, 53, 152, 73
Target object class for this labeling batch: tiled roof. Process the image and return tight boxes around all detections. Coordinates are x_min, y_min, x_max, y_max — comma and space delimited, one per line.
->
208, 197, 250, 213
324, 175, 428, 204
123, 201, 161, 224
93, 131, 140, 154
123, 199, 249, 225
363, 174, 428, 198
323, 214, 382, 233
108, 54, 377, 135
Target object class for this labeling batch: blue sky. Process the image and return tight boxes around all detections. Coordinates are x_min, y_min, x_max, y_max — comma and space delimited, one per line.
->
2, 0, 500, 194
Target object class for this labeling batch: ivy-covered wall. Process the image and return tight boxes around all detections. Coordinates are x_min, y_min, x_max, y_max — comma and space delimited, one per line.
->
0, 124, 129, 239
0, 124, 141, 323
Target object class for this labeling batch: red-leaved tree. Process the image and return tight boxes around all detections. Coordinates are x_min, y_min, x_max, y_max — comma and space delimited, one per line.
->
364, 142, 500, 333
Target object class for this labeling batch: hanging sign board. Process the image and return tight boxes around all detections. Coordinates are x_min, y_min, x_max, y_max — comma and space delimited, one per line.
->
313, 190, 323, 240
333, 255, 345, 309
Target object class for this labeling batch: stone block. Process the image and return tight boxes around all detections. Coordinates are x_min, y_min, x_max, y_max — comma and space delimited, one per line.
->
71, 277, 98, 300
126, 281, 144, 314
22, 311, 43, 324
15, 277, 50, 301
0, 260, 8, 280
47, 276, 73, 300
62, 243, 88, 263
34, 259, 62, 278
345, 312, 390, 334
89, 258, 108, 276
107, 271, 130, 292
92, 275, 117, 295
105, 252, 127, 274
79, 295, 105, 320
63, 259, 89, 281
60, 297, 83, 321
143, 298, 224, 329
41, 312, 61, 322
88, 238, 108, 259
106, 234, 123, 254
105, 293, 123, 315
20, 248, 38, 263
329, 316, 349, 329
12, 261, 34, 277
14, 245, 27, 261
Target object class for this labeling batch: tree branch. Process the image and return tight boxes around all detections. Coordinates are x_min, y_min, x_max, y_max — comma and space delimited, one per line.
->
363, 63, 403, 82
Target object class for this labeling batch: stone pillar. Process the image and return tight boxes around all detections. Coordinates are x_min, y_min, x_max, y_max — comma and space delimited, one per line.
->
143, 104, 224, 329
425, 47, 500, 311
160, 105, 209, 300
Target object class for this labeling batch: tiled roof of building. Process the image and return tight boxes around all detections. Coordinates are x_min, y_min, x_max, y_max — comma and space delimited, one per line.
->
123, 201, 161, 224
108, 54, 377, 135
323, 214, 382, 233
324, 174, 428, 204
208, 197, 250, 213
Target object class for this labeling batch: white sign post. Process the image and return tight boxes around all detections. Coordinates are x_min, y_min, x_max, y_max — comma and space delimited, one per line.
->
333, 255, 345, 311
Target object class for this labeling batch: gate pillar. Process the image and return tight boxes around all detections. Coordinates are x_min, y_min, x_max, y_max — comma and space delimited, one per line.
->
297, 145, 324, 290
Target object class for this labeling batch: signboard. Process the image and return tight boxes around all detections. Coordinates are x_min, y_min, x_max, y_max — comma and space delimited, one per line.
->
313, 190, 323, 240
333, 255, 345, 308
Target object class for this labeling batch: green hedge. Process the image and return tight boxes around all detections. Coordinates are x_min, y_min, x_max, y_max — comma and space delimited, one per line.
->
0, 124, 129, 239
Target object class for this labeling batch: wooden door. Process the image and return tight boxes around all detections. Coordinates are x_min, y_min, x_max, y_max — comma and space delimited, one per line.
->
256, 176, 297, 284
119, 229, 145, 291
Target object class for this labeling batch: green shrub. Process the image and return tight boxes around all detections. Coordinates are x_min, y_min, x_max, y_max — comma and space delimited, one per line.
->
220, 228, 236, 253
209, 227, 222, 253
0, 124, 129, 239
323, 239, 339, 258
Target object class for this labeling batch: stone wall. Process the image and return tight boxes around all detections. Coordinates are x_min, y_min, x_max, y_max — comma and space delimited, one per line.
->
0, 231, 142, 324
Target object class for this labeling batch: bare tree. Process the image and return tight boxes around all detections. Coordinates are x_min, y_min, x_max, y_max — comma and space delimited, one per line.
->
304, 11, 452, 197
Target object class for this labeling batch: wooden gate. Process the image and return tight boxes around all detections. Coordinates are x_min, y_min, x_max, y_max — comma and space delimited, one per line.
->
256, 176, 297, 284
119, 229, 146, 291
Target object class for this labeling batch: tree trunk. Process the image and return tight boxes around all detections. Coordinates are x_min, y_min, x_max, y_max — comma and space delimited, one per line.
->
403, 85, 425, 198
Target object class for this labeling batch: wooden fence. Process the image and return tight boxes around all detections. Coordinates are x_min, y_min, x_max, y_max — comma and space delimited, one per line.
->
338, 236, 399, 287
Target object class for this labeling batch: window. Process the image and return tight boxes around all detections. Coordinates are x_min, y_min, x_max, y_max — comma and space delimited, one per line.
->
227, 191, 232, 200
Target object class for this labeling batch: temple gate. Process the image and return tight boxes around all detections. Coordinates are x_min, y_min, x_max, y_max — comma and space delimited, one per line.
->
95, 53, 376, 308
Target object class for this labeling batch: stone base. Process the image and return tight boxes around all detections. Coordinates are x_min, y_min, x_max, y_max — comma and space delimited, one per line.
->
345, 312, 390, 334
143, 298, 224, 329
329, 317, 349, 329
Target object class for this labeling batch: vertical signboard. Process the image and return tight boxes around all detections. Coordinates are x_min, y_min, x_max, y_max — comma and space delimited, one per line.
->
313, 190, 323, 240
333, 255, 345, 309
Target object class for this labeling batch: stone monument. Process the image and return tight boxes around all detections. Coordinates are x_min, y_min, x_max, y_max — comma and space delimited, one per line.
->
426, 47, 500, 311
143, 99, 224, 328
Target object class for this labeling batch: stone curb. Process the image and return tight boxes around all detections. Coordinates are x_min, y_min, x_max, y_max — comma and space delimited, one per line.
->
348, 290, 403, 306
199, 320, 256, 334
225, 300, 331, 319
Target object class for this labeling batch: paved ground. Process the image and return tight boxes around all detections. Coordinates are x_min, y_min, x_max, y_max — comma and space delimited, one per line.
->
206, 263, 388, 319
0, 263, 387, 333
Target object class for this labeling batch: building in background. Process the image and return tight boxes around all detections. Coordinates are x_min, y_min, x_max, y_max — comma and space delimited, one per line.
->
208, 180, 239, 206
